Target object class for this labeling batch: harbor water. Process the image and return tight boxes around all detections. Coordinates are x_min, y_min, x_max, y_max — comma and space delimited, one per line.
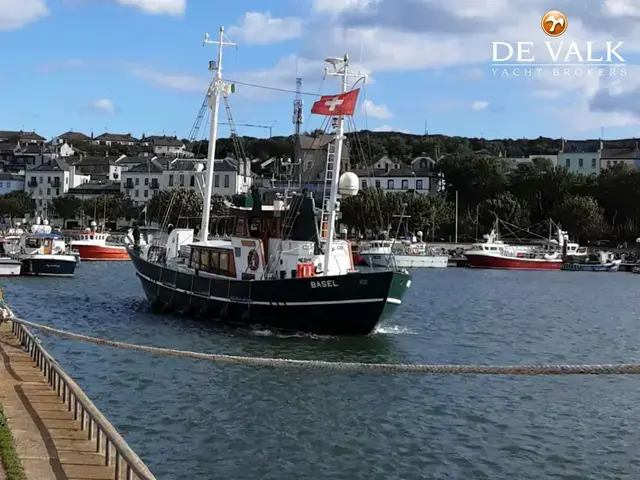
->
3, 263, 640, 479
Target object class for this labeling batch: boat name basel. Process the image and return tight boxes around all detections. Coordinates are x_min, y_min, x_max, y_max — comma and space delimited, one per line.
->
310, 280, 338, 288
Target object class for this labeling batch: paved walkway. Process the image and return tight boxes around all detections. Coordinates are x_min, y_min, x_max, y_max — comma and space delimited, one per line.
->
0, 323, 116, 479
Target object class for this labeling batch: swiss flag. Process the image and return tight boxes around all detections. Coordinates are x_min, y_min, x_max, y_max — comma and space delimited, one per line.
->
310, 89, 360, 116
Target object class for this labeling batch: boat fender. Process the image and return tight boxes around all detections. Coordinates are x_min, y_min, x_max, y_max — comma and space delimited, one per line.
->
404, 246, 412, 254
412, 246, 419, 254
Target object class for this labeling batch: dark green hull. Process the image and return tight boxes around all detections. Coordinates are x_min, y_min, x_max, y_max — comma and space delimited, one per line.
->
129, 247, 410, 336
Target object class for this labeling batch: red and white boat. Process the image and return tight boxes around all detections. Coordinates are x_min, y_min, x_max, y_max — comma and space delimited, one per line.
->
464, 222, 587, 270
70, 222, 129, 261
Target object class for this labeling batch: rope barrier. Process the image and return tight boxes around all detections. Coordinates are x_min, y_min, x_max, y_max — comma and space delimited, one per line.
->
6, 317, 640, 375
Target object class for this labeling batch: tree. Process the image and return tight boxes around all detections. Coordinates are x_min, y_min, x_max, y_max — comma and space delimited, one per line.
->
551, 195, 605, 241
51, 195, 82, 227
0, 191, 35, 218
147, 188, 203, 228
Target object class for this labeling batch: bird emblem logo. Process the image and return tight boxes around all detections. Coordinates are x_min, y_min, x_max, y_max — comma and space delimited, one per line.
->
541, 10, 568, 37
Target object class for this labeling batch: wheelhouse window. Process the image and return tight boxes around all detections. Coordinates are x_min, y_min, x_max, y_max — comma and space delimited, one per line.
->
190, 246, 235, 277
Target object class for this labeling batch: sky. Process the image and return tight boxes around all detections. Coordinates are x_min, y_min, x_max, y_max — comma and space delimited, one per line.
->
3, 0, 640, 142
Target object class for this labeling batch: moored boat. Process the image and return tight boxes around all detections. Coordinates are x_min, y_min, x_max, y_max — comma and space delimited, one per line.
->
15, 223, 76, 277
465, 220, 586, 271
128, 33, 410, 335
360, 239, 449, 268
70, 222, 129, 261
0, 238, 21, 276
562, 251, 622, 272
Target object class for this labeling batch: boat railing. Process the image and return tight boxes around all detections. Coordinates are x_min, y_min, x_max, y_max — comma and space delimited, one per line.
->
11, 321, 156, 480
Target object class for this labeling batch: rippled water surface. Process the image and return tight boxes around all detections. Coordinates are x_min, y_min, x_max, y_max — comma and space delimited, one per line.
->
3, 263, 640, 479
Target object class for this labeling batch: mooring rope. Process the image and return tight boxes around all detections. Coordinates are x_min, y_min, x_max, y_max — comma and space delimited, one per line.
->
5, 316, 640, 375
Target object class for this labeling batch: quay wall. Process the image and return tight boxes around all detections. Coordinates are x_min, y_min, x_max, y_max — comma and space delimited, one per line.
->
0, 320, 155, 479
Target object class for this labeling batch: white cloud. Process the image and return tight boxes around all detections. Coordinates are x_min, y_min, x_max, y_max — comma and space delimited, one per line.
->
130, 67, 208, 92
372, 124, 409, 133
531, 89, 562, 99
115, 0, 185, 16
88, 98, 115, 113
472, 101, 489, 110
362, 99, 392, 118
228, 12, 302, 44
311, 0, 377, 14
602, 0, 640, 17
0, 0, 48, 30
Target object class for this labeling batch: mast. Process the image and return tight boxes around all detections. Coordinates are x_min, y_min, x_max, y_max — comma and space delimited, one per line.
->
293, 76, 303, 181
200, 27, 236, 243
321, 54, 365, 275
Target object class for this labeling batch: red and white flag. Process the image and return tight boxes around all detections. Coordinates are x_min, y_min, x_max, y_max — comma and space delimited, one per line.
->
310, 89, 360, 116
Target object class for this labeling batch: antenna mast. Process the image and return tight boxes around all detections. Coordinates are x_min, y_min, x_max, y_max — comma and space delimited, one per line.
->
200, 26, 236, 243
292, 77, 303, 185
321, 54, 366, 275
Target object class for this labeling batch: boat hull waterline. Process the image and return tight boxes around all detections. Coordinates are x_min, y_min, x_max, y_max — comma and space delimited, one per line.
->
0, 259, 21, 276
561, 261, 621, 272
361, 253, 449, 269
465, 254, 562, 270
129, 249, 409, 336
20, 256, 77, 277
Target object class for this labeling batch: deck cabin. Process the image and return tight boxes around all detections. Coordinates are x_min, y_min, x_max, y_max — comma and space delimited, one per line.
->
160, 189, 353, 281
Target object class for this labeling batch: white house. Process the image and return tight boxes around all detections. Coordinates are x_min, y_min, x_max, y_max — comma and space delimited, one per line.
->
0, 173, 25, 195
24, 159, 90, 215
70, 155, 124, 182
600, 146, 640, 170
121, 159, 164, 205
558, 139, 601, 175
164, 157, 252, 197
354, 166, 433, 194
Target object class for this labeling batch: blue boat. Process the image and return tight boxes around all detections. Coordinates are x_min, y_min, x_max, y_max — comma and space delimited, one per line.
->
562, 251, 621, 272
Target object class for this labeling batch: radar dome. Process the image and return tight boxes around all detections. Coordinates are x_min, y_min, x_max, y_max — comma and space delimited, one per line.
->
43, 219, 49, 225
195, 163, 205, 172
338, 172, 359, 197
90, 221, 97, 227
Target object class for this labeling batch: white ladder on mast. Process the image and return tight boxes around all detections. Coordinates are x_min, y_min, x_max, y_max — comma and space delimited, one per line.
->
222, 92, 249, 192
319, 138, 336, 240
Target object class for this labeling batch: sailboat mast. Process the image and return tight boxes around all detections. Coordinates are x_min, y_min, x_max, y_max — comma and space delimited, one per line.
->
322, 55, 349, 275
201, 26, 235, 243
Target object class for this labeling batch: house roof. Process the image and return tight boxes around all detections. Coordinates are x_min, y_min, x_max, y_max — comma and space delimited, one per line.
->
152, 136, 184, 147
22, 145, 42, 154
93, 132, 139, 142
299, 134, 335, 150
353, 167, 434, 178
601, 148, 640, 159
127, 159, 164, 173
0, 142, 18, 153
561, 140, 600, 153
0, 130, 46, 141
57, 131, 92, 142
0, 173, 24, 181
31, 158, 71, 172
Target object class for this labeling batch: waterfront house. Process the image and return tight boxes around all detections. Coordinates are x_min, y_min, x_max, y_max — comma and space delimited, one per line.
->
558, 139, 601, 175
600, 145, 640, 170
93, 133, 139, 146
0, 172, 25, 195
24, 159, 90, 215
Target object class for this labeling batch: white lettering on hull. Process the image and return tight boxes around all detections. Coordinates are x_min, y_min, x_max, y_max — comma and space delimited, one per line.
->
310, 280, 338, 288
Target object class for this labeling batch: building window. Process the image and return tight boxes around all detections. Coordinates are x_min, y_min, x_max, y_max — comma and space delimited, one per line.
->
565, 158, 570, 168
578, 158, 583, 167
0, 182, 3, 188
416, 180, 423, 189
135, 177, 139, 185
47, 188, 50, 195
401, 179, 409, 189
361, 180, 367, 189
135, 190, 139, 197
38, 188, 42, 195
47, 176, 51, 184
56, 188, 60, 196
387, 179, 394, 189
592, 158, 597, 168
179, 175, 184, 186
168, 174, 174, 186
144, 177, 149, 185
39, 176, 43, 184
190, 175, 195, 187
214, 175, 219, 187
224, 175, 229, 187
375, 180, 380, 188
607, 160, 611, 166
144, 189, 148, 197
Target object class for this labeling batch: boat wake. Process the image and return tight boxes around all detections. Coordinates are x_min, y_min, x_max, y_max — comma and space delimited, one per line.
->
374, 324, 416, 335
248, 328, 337, 340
